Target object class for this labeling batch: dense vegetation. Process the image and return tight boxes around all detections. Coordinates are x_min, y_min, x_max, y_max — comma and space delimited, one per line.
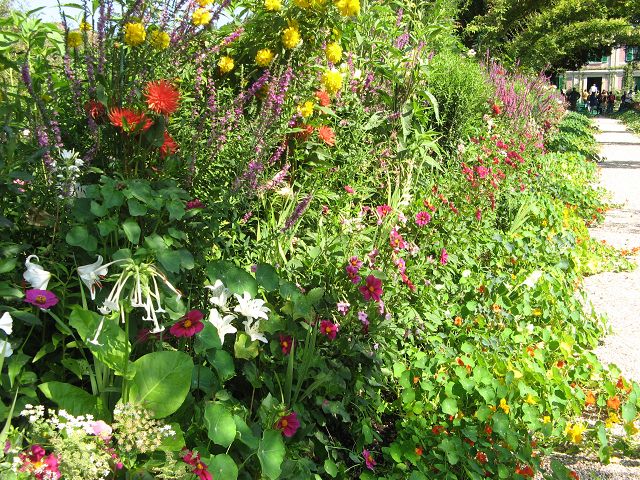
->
0, 1, 638, 480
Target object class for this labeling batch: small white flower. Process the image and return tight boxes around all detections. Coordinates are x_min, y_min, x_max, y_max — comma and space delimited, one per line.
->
234, 292, 269, 321
522, 270, 543, 288
0, 339, 13, 357
205, 279, 231, 309
526, 323, 535, 334
243, 319, 267, 343
23, 255, 51, 290
0, 311, 13, 335
78, 255, 109, 300
22, 129, 30, 137
60, 149, 75, 161
467, 48, 476, 57
352, 69, 362, 80
461, 269, 471, 278
208, 308, 237, 344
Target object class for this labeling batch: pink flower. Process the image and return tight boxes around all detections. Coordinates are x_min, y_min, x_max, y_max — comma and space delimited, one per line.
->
18, 445, 61, 480
389, 228, 406, 250
279, 334, 293, 355
440, 248, 448, 265
186, 198, 205, 209
476, 165, 490, 179
181, 450, 212, 480
170, 309, 205, 337
415, 211, 431, 227
359, 275, 383, 302
475, 209, 482, 221
320, 319, 338, 340
336, 301, 350, 315
24, 289, 58, 309
276, 411, 300, 437
91, 420, 112, 441
345, 265, 361, 284
344, 185, 354, 194
376, 204, 392, 219
363, 449, 376, 470
348, 256, 363, 269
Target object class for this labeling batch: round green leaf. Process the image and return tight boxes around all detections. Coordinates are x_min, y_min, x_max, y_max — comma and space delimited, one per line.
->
208, 454, 238, 480
204, 403, 237, 447
258, 429, 285, 480
66, 225, 97, 252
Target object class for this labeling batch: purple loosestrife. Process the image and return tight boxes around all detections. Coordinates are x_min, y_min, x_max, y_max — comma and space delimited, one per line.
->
36, 127, 53, 168
281, 194, 313, 232
211, 27, 244, 53
396, 8, 403, 26
258, 163, 290, 192
394, 31, 410, 50
63, 54, 84, 110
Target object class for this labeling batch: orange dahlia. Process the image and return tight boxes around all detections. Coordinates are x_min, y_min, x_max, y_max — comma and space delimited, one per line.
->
108, 107, 152, 133
315, 90, 330, 107
317, 125, 335, 146
159, 131, 178, 158
145, 80, 180, 115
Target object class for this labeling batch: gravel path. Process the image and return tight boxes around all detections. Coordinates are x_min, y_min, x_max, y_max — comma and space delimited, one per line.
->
542, 118, 640, 479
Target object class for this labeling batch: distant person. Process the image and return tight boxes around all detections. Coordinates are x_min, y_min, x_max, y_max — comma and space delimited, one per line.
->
607, 91, 615, 114
568, 88, 580, 110
590, 84, 598, 94
588, 91, 598, 113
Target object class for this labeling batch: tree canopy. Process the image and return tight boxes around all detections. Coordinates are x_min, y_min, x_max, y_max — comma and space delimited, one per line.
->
459, 0, 640, 71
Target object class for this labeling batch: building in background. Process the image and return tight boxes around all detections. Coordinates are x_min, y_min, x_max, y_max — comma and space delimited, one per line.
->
564, 46, 640, 92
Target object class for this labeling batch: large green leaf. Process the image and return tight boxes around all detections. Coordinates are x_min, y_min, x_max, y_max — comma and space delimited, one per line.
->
66, 225, 97, 252
208, 454, 238, 480
257, 429, 285, 479
207, 261, 258, 297
204, 403, 236, 447
39, 382, 100, 417
69, 307, 133, 378
129, 351, 193, 418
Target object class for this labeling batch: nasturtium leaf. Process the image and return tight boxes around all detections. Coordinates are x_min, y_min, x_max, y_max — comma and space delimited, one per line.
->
441, 397, 458, 416
38, 382, 100, 417
255, 263, 279, 292
234, 332, 259, 360
129, 351, 193, 418
233, 414, 259, 449
204, 403, 236, 447
209, 349, 235, 382
257, 429, 285, 480
121, 218, 141, 244
66, 225, 97, 252
324, 458, 338, 477
207, 261, 258, 297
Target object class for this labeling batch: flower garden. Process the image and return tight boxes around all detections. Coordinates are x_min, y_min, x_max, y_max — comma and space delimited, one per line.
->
0, 1, 639, 479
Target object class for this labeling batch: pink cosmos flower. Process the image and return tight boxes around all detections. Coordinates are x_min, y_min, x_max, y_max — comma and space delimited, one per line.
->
376, 204, 392, 219
476, 165, 490, 179
389, 228, 406, 250
336, 301, 350, 315
182, 450, 213, 480
415, 211, 431, 227
186, 198, 205, 210
363, 449, 376, 470
349, 256, 363, 269
279, 334, 293, 355
170, 309, 205, 337
440, 248, 448, 265
24, 289, 58, 309
320, 319, 338, 340
359, 275, 383, 302
345, 265, 361, 284
276, 411, 300, 437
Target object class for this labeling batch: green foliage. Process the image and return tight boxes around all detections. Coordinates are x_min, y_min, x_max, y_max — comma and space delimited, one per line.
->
546, 111, 599, 159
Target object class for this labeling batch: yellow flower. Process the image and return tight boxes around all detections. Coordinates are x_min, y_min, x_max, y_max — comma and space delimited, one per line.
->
124, 22, 146, 46
532, 308, 542, 316
282, 26, 301, 49
294, 0, 310, 7
335, 0, 360, 16
297, 101, 314, 118
322, 69, 343, 94
543, 415, 551, 424
218, 56, 234, 74
325, 42, 342, 64
149, 30, 170, 50
256, 48, 275, 67
192, 8, 213, 26
626, 422, 639, 435
198, 0, 213, 5
499, 398, 510, 414
264, 0, 282, 10
488, 405, 497, 412
67, 30, 83, 48
564, 423, 586, 444
79, 21, 92, 31
605, 412, 620, 429
524, 394, 537, 405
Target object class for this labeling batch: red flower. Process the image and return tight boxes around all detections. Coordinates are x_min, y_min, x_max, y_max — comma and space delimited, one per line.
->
145, 80, 180, 115
276, 411, 300, 437
186, 198, 205, 210
315, 90, 331, 107
431, 425, 446, 435
84, 100, 105, 121
279, 334, 293, 355
607, 396, 621, 410
359, 275, 383, 302
362, 449, 376, 470
317, 126, 335, 146
181, 450, 212, 480
320, 319, 338, 340
108, 107, 152, 133
415, 211, 431, 226
515, 464, 534, 477
616, 376, 625, 389
491, 103, 502, 115
295, 123, 314, 141
440, 248, 449, 265
415, 446, 423, 456
169, 310, 204, 337
476, 451, 488, 464
376, 204, 392, 218
160, 131, 178, 158
569, 471, 580, 480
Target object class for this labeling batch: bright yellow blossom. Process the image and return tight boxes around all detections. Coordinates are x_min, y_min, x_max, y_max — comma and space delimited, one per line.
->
524, 394, 537, 405
626, 422, 639, 435
325, 42, 342, 64
79, 21, 92, 31
605, 412, 621, 429
67, 30, 83, 48
322, 69, 343, 94
124, 22, 146, 46
192, 8, 213, 26
335, 0, 360, 16
282, 26, 301, 49
198, 0, 213, 5
543, 416, 551, 424
499, 398, 510, 414
297, 101, 314, 118
218, 56, 234, 74
264, 0, 282, 10
294, 0, 310, 7
149, 30, 170, 50
532, 308, 542, 316
564, 423, 586, 444
256, 48, 275, 67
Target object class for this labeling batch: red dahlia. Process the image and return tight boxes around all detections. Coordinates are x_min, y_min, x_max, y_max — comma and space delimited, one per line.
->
160, 131, 178, 158
108, 107, 152, 133
145, 80, 180, 115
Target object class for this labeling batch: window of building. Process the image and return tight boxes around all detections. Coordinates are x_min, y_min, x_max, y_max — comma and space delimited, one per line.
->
588, 52, 609, 63
625, 46, 640, 62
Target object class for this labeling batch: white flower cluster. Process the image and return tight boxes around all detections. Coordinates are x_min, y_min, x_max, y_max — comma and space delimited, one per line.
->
52, 149, 85, 198
206, 279, 270, 344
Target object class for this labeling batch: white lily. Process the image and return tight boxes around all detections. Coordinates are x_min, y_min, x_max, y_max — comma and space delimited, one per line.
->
208, 308, 237, 344
243, 319, 267, 343
0, 339, 13, 358
77, 255, 110, 300
23, 255, 51, 290
0, 312, 12, 335
205, 280, 231, 309
234, 292, 270, 321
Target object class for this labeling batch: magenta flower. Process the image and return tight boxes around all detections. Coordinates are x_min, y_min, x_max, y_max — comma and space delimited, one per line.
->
440, 248, 449, 265
376, 204, 392, 219
389, 228, 406, 250
24, 289, 58, 309
336, 301, 350, 315
169, 309, 205, 337
344, 185, 355, 194
320, 319, 338, 340
345, 265, 361, 284
476, 165, 490, 179
415, 211, 431, 227
18, 445, 61, 479
279, 334, 293, 355
475, 209, 482, 221
348, 256, 363, 269
276, 411, 300, 437
358, 311, 369, 333
362, 449, 376, 470
359, 275, 383, 302
186, 198, 205, 210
